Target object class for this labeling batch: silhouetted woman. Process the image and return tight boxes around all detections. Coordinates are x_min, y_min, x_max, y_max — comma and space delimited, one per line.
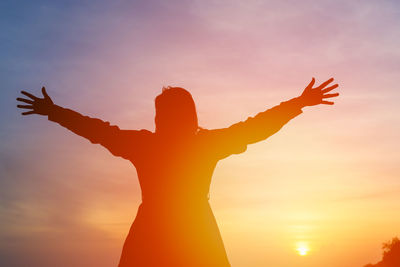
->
17, 78, 339, 266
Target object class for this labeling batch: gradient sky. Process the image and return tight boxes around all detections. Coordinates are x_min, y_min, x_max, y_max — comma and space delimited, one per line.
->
1, 0, 400, 266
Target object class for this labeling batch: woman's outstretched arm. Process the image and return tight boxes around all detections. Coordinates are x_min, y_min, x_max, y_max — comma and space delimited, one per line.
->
241, 77, 339, 144
16, 87, 148, 159
204, 78, 339, 159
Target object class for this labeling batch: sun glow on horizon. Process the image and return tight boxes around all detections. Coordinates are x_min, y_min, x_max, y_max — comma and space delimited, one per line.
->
296, 241, 310, 256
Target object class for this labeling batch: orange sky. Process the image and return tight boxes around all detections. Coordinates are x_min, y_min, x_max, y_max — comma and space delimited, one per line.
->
1, 0, 400, 266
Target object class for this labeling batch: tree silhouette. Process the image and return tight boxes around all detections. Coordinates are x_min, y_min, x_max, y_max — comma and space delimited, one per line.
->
364, 237, 400, 267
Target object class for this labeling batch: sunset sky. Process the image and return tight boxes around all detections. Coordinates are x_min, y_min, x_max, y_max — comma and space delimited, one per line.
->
1, 0, 400, 266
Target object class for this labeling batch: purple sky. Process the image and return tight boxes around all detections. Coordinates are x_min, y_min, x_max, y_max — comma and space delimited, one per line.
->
1, 0, 400, 266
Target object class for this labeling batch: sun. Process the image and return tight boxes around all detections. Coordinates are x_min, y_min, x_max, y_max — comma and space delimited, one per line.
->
296, 242, 310, 256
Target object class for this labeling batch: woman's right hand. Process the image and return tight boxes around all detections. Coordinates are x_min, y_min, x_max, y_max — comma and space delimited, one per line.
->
17, 87, 54, 116
298, 77, 339, 107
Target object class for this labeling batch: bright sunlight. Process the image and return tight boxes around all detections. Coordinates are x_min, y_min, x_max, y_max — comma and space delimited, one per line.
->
296, 242, 310, 256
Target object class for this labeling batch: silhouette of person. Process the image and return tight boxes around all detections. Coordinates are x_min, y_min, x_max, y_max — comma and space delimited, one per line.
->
17, 78, 339, 266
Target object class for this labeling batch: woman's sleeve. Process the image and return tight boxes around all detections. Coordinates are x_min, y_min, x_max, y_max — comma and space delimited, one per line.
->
47, 105, 150, 160
203, 98, 303, 160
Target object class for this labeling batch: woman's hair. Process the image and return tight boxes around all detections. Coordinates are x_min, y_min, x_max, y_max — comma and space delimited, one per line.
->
154, 86, 199, 135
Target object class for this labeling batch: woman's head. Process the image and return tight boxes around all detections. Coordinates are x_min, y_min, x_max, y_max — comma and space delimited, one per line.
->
155, 86, 198, 136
